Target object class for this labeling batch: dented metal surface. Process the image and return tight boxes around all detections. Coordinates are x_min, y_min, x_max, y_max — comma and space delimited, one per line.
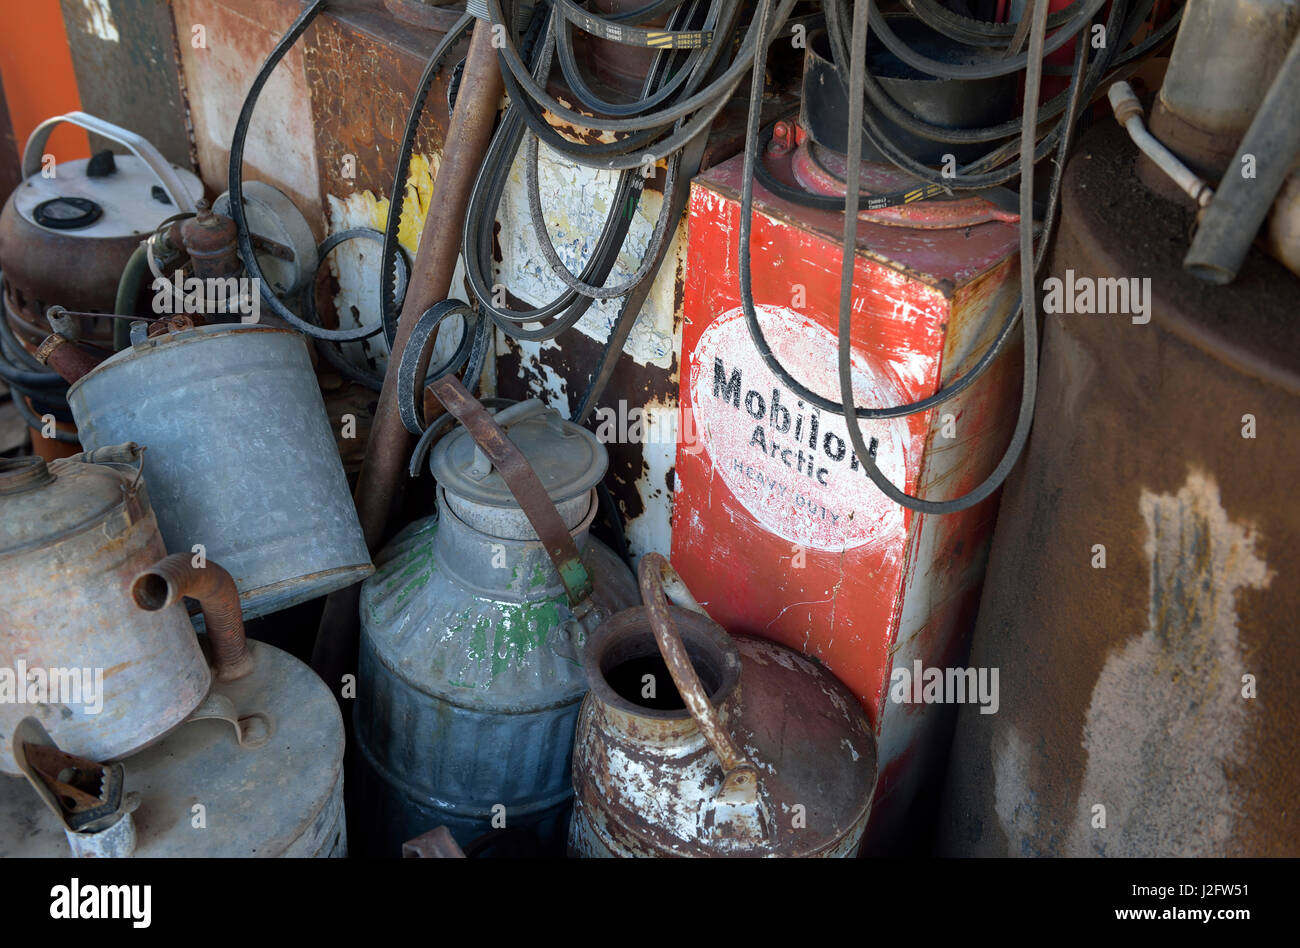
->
1, 640, 347, 857
938, 124, 1300, 857
65, 323, 373, 619
0, 450, 210, 775
570, 571, 877, 857
355, 406, 638, 855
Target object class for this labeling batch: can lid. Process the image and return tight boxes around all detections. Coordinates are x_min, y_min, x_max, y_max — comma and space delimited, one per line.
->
430, 402, 607, 509
0, 451, 138, 556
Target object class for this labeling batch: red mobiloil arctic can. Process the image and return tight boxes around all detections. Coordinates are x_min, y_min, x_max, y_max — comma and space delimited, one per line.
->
671, 148, 1023, 848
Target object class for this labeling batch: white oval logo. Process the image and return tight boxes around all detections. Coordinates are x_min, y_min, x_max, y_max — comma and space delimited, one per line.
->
688, 304, 911, 551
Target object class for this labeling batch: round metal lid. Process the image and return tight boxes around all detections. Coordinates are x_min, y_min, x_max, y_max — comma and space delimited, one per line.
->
0, 455, 132, 556
430, 402, 607, 509
14, 154, 202, 240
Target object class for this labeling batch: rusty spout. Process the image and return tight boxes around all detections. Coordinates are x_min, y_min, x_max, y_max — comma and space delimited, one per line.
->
131, 553, 254, 681
35, 333, 109, 384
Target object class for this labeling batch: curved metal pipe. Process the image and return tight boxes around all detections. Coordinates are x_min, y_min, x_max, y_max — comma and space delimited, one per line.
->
131, 554, 254, 681
1109, 82, 1214, 208
35, 333, 110, 385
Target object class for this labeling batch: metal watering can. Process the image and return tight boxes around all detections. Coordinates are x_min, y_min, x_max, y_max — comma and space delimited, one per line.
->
0, 446, 210, 774
356, 380, 638, 855
2, 548, 345, 858
569, 554, 878, 857
59, 321, 372, 619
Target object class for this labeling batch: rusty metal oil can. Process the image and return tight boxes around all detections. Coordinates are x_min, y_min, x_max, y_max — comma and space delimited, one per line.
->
355, 399, 638, 855
0, 448, 210, 774
0, 638, 346, 857
65, 323, 372, 620
0, 112, 202, 461
569, 555, 877, 857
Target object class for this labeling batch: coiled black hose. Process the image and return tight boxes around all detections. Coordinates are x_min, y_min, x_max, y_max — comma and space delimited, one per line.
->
735, 0, 1176, 512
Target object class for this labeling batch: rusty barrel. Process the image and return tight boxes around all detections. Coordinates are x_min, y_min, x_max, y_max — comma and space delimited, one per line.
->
937, 122, 1300, 856
569, 554, 878, 857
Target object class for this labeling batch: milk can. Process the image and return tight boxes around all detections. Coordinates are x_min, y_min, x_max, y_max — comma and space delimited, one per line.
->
569, 554, 878, 857
61, 322, 372, 619
0, 447, 210, 774
355, 394, 638, 855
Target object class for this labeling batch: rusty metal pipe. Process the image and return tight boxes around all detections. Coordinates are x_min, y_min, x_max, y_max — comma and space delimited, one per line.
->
35, 333, 110, 384
132, 553, 254, 681
311, 18, 504, 683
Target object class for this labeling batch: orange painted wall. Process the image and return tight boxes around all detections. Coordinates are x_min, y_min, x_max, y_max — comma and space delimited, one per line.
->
0, 0, 88, 171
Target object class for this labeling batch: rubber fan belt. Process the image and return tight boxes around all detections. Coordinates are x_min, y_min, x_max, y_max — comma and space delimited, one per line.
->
378, 12, 476, 350
553, 3, 711, 118
229, 0, 464, 347
304, 226, 412, 391
517, 4, 691, 302
485, 0, 755, 132
550, 0, 711, 48
462, 4, 687, 340
461, 11, 639, 337
489, 1, 747, 175
396, 298, 491, 436
736, 0, 1073, 513
739, 0, 1098, 422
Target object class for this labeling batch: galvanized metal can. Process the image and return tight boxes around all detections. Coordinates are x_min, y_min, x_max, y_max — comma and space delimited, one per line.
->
0, 449, 210, 774
569, 554, 878, 857
65, 323, 372, 619
355, 402, 638, 855
0, 639, 345, 857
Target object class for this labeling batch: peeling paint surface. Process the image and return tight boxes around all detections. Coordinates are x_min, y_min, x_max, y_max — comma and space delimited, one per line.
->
672, 153, 1021, 742
497, 139, 683, 369
76, 0, 121, 43
174, 0, 322, 224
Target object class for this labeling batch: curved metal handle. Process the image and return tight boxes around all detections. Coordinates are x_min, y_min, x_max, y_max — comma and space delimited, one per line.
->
23, 112, 197, 212
465, 399, 548, 479
429, 375, 596, 610
639, 553, 770, 845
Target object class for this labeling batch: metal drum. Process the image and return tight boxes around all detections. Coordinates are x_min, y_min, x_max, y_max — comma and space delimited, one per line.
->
355, 399, 638, 855
0, 448, 209, 774
65, 323, 372, 619
0, 639, 346, 857
569, 555, 878, 858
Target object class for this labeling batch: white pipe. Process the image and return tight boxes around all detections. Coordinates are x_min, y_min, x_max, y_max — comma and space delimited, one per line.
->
1108, 81, 1215, 208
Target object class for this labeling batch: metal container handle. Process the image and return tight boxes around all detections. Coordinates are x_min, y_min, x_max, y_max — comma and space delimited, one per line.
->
22, 112, 197, 213
427, 375, 596, 611
639, 552, 771, 845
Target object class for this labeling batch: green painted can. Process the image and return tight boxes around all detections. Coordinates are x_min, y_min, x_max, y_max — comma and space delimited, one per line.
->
354, 403, 638, 856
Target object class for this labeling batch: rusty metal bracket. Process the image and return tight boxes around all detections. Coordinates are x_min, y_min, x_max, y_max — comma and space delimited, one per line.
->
185, 693, 273, 749
11, 717, 127, 833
